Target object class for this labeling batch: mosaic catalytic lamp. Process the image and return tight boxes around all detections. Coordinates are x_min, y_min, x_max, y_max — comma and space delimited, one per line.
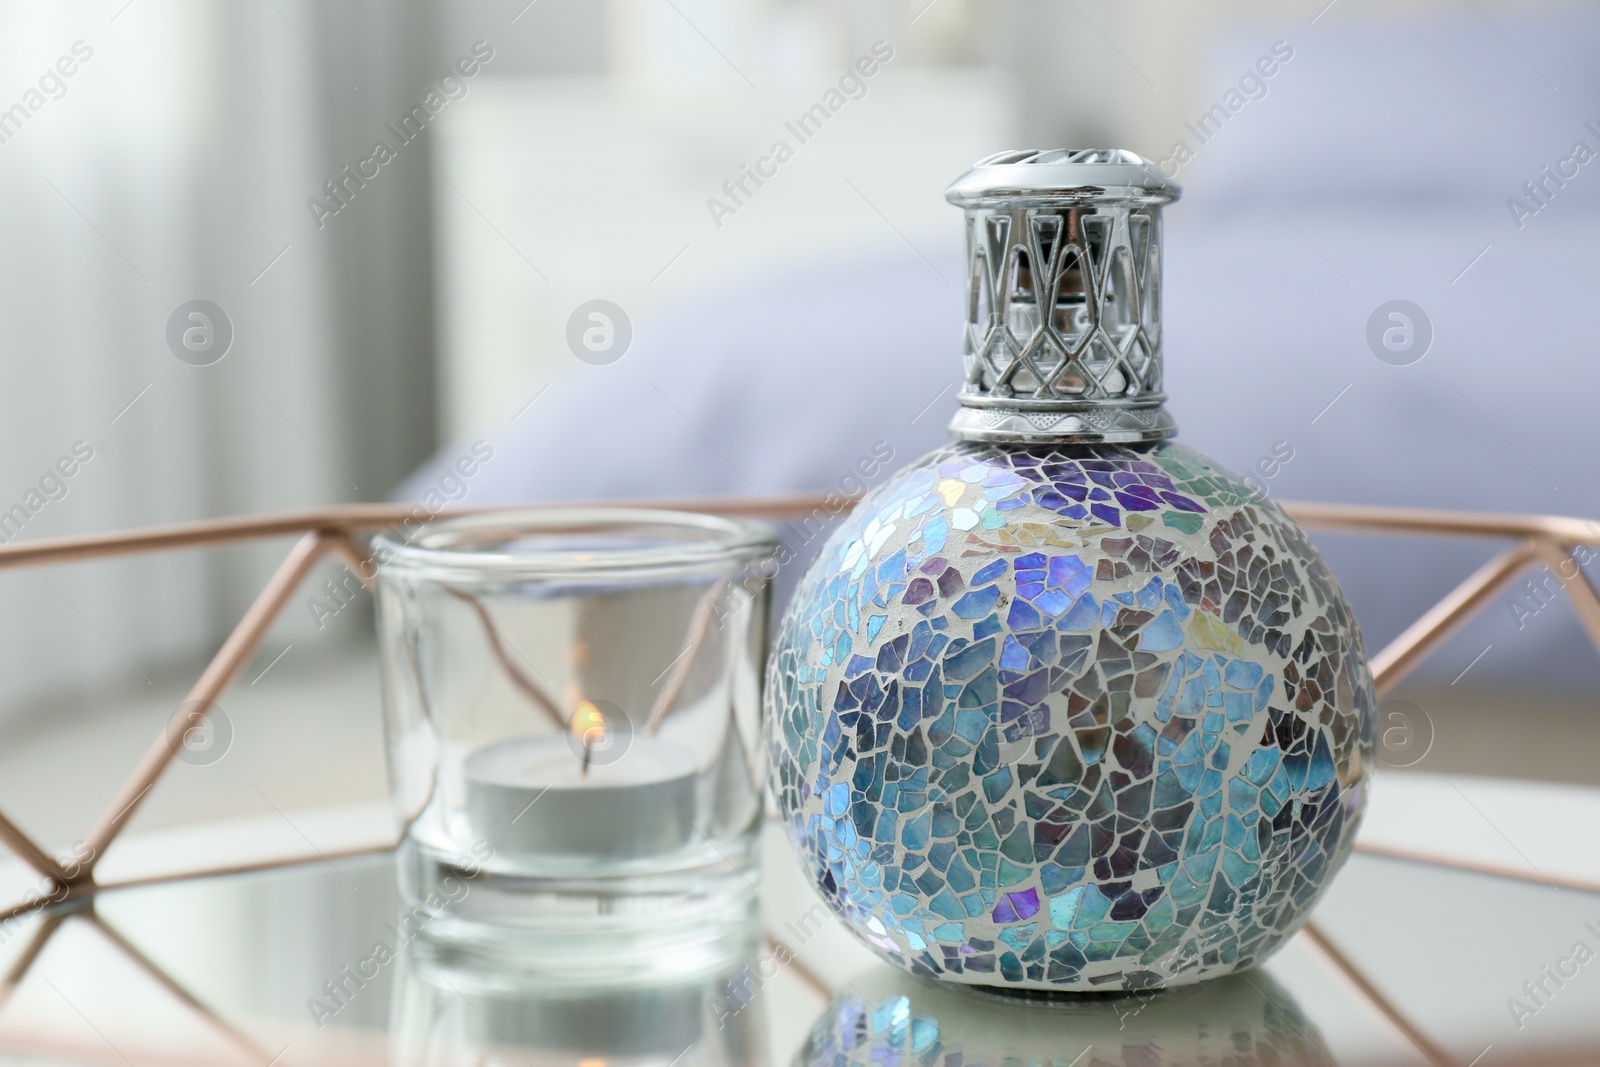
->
767, 150, 1377, 991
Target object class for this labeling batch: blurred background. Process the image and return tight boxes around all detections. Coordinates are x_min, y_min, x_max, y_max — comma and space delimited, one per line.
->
0, 0, 1597, 857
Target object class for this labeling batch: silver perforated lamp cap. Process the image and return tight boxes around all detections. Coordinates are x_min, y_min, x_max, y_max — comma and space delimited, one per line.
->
945, 149, 1181, 444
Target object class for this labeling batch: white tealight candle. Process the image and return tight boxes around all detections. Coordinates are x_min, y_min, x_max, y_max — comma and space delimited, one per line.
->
463, 727, 698, 860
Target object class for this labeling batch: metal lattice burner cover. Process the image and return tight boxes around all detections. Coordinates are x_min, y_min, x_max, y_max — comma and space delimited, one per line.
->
946, 148, 1179, 445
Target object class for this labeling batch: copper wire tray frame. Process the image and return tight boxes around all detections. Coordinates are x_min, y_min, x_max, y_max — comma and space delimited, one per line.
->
1, 495, 1598, 1067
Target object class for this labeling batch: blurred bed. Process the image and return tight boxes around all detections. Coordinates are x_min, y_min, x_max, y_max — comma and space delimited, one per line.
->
403, 5, 1600, 691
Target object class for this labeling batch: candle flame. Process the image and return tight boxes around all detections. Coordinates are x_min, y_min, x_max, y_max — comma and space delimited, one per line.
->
572, 700, 607, 750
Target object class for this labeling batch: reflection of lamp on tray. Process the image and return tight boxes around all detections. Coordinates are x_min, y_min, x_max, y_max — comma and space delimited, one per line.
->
794, 964, 1330, 1067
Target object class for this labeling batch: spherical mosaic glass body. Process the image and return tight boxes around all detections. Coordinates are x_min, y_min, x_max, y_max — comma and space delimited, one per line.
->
767, 441, 1376, 991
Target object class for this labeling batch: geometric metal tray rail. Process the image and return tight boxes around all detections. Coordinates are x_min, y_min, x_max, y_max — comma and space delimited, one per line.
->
0, 495, 1596, 1067
0, 494, 1594, 898
0, 495, 830, 897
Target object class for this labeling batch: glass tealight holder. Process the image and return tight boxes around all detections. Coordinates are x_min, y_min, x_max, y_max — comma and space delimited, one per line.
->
373, 508, 777, 953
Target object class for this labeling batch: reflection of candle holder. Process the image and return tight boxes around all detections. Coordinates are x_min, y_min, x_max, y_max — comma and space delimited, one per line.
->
391, 918, 770, 1067
373, 509, 777, 949
795, 965, 1331, 1067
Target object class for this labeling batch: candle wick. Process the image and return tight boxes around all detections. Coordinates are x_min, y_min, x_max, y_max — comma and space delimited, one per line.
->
581, 735, 594, 778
